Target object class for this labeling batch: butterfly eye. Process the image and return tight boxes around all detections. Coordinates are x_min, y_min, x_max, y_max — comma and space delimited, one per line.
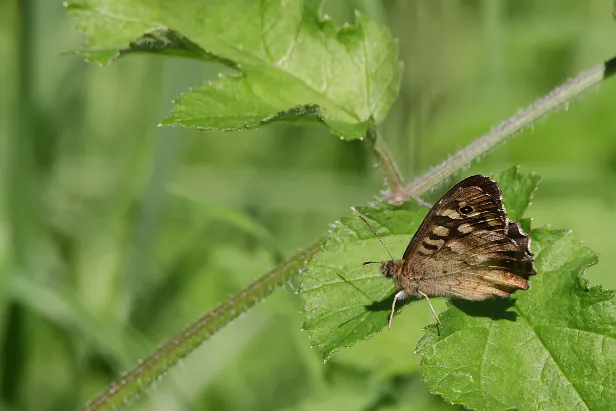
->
459, 205, 473, 214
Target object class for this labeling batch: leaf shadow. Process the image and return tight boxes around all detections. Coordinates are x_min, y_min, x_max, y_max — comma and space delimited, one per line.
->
363, 292, 442, 335
363, 291, 422, 330
451, 297, 518, 322
360, 292, 519, 330
364, 292, 420, 312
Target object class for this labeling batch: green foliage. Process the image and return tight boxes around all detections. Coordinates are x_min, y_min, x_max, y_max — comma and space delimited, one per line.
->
4, 1, 616, 411
66, 0, 402, 139
301, 200, 424, 358
418, 226, 616, 410
302, 167, 616, 408
493, 167, 540, 222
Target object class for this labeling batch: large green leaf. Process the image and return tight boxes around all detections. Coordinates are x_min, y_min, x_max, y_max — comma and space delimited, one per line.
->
417, 226, 615, 410
66, 0, 402, 139
300, 167, 539, 359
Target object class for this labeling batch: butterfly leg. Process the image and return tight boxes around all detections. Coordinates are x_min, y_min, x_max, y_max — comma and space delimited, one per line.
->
389, 290, 407, 330
418, 290, 443, 328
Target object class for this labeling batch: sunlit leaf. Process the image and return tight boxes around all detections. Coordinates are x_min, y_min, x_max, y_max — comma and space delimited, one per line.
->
66, 0, 402, 139
417, 226, 615, 410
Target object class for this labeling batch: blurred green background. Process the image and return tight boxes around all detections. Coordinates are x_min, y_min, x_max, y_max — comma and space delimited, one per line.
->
1, 0, 615, 410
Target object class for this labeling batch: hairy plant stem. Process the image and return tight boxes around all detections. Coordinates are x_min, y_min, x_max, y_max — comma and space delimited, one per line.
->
81, 237, 323, 411
365, 124, 405, 199
82, 55, 616, 410
399, 56, 616, 199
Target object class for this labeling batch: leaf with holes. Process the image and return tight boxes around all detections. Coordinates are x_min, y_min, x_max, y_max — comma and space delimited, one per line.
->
300, 167, 539, 359
66, 0, 402, 139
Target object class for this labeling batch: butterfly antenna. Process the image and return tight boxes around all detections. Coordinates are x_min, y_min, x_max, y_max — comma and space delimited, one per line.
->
351, 208, 394, 262
362, 261, 381, 266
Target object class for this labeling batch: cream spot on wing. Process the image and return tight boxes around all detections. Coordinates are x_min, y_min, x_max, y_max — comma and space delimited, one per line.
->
432, 226, 449, 237
424, 238, 445, 247
457, 223, 474, 234
439, 209, 462, 219
445, 241, 467, 253
487, 218, 502, 227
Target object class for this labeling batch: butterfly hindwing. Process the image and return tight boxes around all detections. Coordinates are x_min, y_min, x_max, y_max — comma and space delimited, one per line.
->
416, 227, 534, 300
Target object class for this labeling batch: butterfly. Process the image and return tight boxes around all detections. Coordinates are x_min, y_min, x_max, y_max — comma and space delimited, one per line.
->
363, 175, 535, 328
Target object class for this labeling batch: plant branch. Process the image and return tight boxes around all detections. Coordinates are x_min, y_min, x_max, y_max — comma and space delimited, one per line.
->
81, 237, 324, 411
365, 124, 406, 199
398, 56, 616, 200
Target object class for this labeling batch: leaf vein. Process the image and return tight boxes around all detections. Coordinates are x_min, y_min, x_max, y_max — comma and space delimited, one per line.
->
515, 306, 591, 411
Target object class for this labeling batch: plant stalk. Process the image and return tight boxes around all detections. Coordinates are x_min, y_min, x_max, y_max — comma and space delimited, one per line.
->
81, 237, 323, 411
399, 56, 616, 199
365, 124, 406, 200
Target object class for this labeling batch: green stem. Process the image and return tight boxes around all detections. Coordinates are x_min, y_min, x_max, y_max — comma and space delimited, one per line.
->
81, 237, 324, 411
400, 56, 616, 198
365, 124, 405, 199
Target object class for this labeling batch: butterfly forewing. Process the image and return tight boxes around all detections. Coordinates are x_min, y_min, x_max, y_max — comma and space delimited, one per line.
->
396, 175, 535, 301
402, 176, 507, 264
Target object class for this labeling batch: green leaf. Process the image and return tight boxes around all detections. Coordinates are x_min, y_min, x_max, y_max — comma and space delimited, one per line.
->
417, 226, 616, 410
300, 168, 539, 359
300, 200, 426, 358
66, 0, 402, 139
496, 166, 540, 222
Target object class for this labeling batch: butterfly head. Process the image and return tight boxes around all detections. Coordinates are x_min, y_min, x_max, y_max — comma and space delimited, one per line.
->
378, 260, 418, 295
363, 259, 405, 278
379, 260, 405, 278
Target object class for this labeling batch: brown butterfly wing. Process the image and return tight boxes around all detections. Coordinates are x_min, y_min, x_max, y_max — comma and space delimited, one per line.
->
401, 175, 534, 300
402, 175, 507, 264
414, 224, 535, 300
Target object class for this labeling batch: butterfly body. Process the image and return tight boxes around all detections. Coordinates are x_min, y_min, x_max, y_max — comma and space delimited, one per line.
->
376, 175, 535, 327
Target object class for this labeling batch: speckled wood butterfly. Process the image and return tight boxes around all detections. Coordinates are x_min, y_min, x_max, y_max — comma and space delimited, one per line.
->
363, 175, 535, 328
